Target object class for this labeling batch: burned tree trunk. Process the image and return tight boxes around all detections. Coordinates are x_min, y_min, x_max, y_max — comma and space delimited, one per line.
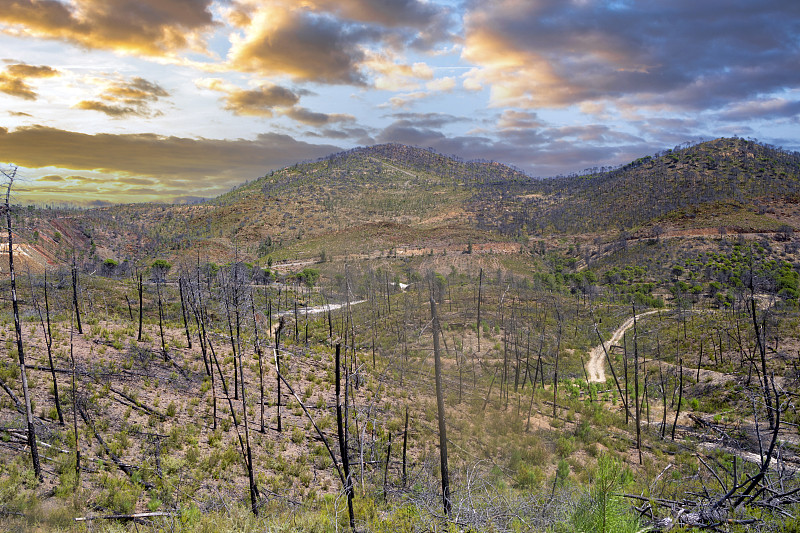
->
30, 269, 64, 425
275, 316, 285, 433
70, 316, 80, 488
137, 273, 144, 341
430, 296, 451, 516
633, 305, 642, 465
477, 268, 482, 352
3, 169, 42, 481
179, 277, 192, 349
250, 297, 266, 434
156, 281, 168, 361
672, 357, 683, 441
553, 308, 562, 421
336, 344, 356, 530
72, 253, 83, 334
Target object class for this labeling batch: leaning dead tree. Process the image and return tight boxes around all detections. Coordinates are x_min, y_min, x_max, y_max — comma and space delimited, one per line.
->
632, 383, 796, 531
2, 166, 42, 481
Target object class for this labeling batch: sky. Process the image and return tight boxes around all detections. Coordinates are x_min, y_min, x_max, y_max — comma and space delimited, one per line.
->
1, 0, 799, 206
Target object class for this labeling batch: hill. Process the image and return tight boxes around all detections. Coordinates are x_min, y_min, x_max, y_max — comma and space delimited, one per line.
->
470, 137, 800, 236
11, 138, 800, 272
0, 138, 799, 532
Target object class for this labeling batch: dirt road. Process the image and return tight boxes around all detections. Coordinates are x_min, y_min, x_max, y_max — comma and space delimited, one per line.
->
586, 310, 660, 382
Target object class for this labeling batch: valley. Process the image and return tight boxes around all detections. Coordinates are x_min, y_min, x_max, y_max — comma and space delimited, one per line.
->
0, 137, 799, 532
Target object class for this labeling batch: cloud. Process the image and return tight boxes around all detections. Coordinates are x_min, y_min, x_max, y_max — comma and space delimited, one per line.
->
74, 100, 139, 117
198, 79, 301, 116
718, 98, 800, 122
364, 53, 434, 91
225, 1, 457, 85
461, 0, 800, 111
227, 7, 372, 84
314, 0, 448, 30
0, 62, 60, 100
0, 0, 217, 57
6, 63, 60, 78
425, 76, 455, 92
389, 112, 467, 129
0, 125, 341, 200
283, 107, 354, 127
305, 126, 372, 142
104, 77, 169, 101
375, 117, 662, 177
496, 110, 545, 130
197, 77, 355, 126
73, 75, 169, 117
384, 76, 456, 108
387, 91, 429, 109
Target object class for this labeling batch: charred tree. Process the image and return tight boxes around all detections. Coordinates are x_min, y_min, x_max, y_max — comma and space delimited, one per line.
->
336, 344, 356, 530
3, 168, 42, 481
72, 252, 83, 334
430, 296, 451, 516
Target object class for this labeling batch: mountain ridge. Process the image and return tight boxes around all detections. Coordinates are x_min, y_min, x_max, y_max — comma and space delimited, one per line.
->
7, 137, 800, 271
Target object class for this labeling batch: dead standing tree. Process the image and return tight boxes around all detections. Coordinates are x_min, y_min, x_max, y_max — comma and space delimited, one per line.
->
29, 269, 64, 425
137, 271, 144, 341
2, 166, 42, 481
71, 251, 83, 334
430, 294, 451, 516
336, 343, 357, 530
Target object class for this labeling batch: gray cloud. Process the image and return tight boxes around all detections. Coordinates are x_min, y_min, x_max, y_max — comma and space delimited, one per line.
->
718, 99, 800, 122
463, 0, 800, 111
388, 112, 468, 129
377, 119, 666, 177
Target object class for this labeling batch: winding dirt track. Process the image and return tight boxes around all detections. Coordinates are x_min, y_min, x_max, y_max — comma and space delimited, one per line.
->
586, 310, 660, 382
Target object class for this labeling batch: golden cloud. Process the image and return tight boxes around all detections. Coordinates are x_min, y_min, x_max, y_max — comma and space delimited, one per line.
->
6, 64, 60, 78
223, 0, 453, 84
197, 78, 301, 116
462, 20, 568, 108
0, 62, 60, 100
197, 77, 350, 126
227, 6, 367, 84
104, 77, 169, 102
224, 85, 299, 116
0, 0, 216, 57
0, 125, 340, 202
74, 76, 169, 117
73, 100, 138, 117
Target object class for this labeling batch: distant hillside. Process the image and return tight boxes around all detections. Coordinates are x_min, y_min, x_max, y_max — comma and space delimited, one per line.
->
473, 138, 800, 236
11, 138, 800, 269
